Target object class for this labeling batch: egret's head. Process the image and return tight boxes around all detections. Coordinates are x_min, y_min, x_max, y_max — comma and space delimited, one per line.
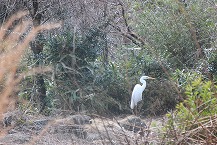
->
140, 76, 155, 81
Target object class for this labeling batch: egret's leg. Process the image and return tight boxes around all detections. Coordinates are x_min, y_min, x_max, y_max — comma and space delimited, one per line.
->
131, 109, 134, 115
131, 107, 136, 115
132, 106, 139, 116
132, 106, 138, 116
135, 105, 138, 116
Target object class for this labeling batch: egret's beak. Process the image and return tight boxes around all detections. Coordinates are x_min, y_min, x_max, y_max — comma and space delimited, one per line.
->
148, 77, 155, 79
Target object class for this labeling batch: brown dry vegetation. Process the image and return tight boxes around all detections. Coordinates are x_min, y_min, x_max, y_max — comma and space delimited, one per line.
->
0, 11, 60, 133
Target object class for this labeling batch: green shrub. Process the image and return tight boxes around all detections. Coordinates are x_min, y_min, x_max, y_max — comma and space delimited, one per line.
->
94, 62, 129, 114
36, 27, 106, 111
163, 77, 217, 144
176, 78, 217, 126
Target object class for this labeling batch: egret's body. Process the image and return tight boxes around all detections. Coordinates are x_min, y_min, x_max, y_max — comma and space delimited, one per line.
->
130, 81, 146, 109
130, 76, 155, 114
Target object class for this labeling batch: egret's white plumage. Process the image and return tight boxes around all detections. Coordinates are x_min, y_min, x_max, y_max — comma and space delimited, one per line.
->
130, 76, 154, 109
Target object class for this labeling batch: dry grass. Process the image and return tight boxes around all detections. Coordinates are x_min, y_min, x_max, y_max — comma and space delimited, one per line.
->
176, 115, 217, 144
0, 11, 60, 120
162, 113, 217, 144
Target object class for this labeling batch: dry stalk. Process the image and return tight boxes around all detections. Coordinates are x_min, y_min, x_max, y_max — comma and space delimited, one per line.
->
176, 115, 217, 144
0, 11, 61, 120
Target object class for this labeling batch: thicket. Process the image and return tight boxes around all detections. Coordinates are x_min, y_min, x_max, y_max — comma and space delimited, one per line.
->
16, 0, 217, 117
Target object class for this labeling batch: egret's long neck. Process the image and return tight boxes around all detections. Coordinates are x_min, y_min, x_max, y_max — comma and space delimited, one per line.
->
140, 80, 147, 90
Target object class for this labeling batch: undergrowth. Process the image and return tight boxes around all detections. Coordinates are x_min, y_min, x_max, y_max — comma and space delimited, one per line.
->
163, 77, 217, 144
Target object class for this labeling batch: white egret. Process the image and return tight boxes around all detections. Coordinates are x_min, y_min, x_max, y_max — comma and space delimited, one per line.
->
130, 76, 155, 115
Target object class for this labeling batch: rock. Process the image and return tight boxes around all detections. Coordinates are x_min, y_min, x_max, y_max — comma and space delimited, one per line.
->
71, 115, 92, 125
49, 125, 87, 139
119, 115, 146, 133
30, 119, 50, 130
43, 114, 91, 139
2, 110, 28, 128
32, 119, 50, 126
2, 111, 19, 127
56, 115, 92, 125
3, 115, 13, 127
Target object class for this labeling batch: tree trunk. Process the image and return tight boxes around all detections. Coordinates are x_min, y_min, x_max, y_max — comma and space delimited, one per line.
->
30, 0, 47, 112
102, 1, 108, 66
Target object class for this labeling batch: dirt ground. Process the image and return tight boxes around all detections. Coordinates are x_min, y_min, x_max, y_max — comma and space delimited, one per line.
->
0, 110, 165, 145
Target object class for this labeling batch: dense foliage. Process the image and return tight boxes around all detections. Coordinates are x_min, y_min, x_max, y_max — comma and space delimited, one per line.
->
16, 0, 217, 118
43, 28, 107, 111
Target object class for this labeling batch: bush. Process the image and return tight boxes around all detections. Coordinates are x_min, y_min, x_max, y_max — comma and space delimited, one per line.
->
163, 77, 217, 144
43, 27, 107, 111
141, 79, 178, 116
93, 62, 130, 114
176, 77, 217, 125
